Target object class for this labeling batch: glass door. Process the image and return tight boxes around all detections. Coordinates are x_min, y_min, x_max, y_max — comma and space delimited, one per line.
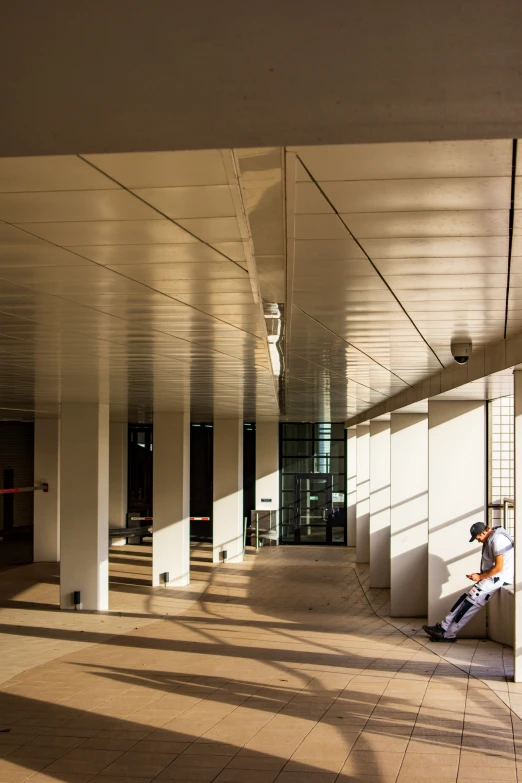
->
295, 474, 333, 543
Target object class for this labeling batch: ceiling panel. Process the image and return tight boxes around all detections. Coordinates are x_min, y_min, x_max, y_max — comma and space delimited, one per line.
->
362, 236, 509, 258
133, 186, 235, 219
84, 151, 228, 188
0, 155, 117, 192
289, 140, 512, 181
320, 178, 511, 213
344, 210, 508, 238
0, 190, 158, 223
73, 244, 231, 265
18, 219, 198, 246
0, 142, 516, 423
175, 217, 242, 242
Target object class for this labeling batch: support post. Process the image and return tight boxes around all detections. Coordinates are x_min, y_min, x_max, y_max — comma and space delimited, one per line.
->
34, 418, 60, 562
109, 422, 128, 546
369, 419, 391, 588
428, 400, 486, 636
255, 421, 279, 540
347, 427, 357, 547
356, 424, 370, 563
60, 403, 109, 610
390, 412, 428, 616
152, 412, 190, 587
213, 418, 244, 563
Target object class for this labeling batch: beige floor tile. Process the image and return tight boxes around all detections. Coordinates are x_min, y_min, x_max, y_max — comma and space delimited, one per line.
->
0, 546, 519, 783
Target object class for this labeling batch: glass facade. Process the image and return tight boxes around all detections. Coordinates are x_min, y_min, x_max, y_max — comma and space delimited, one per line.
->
280, 422, 346, 544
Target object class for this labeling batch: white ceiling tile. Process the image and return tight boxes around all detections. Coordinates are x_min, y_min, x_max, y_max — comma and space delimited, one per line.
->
363, 236, 509, 258
73, 243, 230, 265
169, 293, 255, 306
396, 287, 506, 302
0, 155, 118, 192
0, 245, 90, 267
84, 150, 228, 188
17, 219, 198, 246
345, 210, 508, 239
106, 262, 246, 282
295, 182, 331, 214
292, 140, 512, 181
0, 190, 158, 222
295, 214, 349, 239
374, 257, 506, 275
175, 217, 242, 242
133, 185, 235, 219
0, 222, 49, 246
295, 239, 366, 262
385, 273, 506, 289
321, 178, 511, 213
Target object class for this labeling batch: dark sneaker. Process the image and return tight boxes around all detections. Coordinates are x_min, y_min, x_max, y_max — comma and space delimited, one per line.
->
422, 623, 444, 637
429, 634, 456, 643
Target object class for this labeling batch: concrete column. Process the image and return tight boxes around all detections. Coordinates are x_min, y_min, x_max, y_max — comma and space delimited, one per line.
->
347, 427, 357, 547
514, 371, 522, 680
152, 412, 190, 587
390, 413, 428, 616
213, 418, 243, 563
109, 422, 128, 528
356, 424, 370, 563
33, 419, 61, 563
109, 422, 128, 547
60, 403, 109, 610
428, 400, 486, 636
369, 419, 391, 588
255, 421, 279, 538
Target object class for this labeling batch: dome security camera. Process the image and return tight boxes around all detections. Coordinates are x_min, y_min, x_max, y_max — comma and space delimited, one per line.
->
451, 341, 472, 364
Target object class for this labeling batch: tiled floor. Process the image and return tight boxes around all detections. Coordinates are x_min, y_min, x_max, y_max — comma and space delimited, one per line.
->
0, 545, 521, 783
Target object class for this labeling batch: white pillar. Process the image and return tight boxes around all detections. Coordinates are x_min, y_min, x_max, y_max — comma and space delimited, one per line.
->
347, 427, 357, 547
369, 420, 391, 588
213, 418, 243, 563
60, 403, 109, 610
109, 422, 128, 546
428, 400, 486, 635
514, 371, 522, 680
390, 413, 428, 616
34, 418, 60, 563
152, 412, 190, 587
255, 421, 279, 539
356, 424, 370, 563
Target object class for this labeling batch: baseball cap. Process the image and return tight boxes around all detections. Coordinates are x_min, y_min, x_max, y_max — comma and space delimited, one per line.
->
469, 522, 486, 542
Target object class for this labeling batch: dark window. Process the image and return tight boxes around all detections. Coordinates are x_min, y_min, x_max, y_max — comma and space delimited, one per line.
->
243, 423, 256, 527
128, 424, 153, 517
190, 424, 213, 540
280, 422, 346, 545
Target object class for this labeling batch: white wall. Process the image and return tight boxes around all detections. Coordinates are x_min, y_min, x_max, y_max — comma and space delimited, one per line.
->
428, 400, 486, 636
34, 418, 60, 563
347, 428, 357, 547
152, 412, 190, 587
514, 370, 522, 680
356, 425, 370, 563
390, 413, 428, 617
369, 420, 390, 588
488, 586, 514, 648
213, 418, 244, 563
255, 421, 279, 537
60, 403, 109, 610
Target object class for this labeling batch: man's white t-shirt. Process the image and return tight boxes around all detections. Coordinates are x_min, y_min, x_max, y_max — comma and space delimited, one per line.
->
480, 526, 514, 584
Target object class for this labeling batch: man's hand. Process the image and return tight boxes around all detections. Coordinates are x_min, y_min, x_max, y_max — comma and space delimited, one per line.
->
466, 573, 481, 582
